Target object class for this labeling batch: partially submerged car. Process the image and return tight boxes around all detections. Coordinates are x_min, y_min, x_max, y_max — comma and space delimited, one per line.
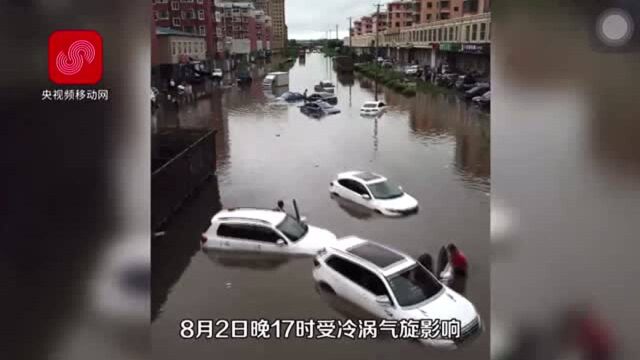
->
313, 236, 483, 349
277, 91, 305, 102
314, 100, 340, 114
306, 92, 337, 105
201, 208, 338, 256
329, 171, 418, 216
314, 80, 336, 93
360, 101, 386, 116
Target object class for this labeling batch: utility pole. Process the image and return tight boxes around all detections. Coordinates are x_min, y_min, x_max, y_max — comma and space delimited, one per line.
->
375, 3, 381, 55
347, 17, 352, 48
336, 24, 339, 40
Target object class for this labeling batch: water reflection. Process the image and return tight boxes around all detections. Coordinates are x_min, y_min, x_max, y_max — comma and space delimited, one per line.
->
203, 249, 292, 271
329, 193, 375, 220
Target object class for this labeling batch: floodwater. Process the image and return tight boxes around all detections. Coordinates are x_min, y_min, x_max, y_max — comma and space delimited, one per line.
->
152, 53, 490, 359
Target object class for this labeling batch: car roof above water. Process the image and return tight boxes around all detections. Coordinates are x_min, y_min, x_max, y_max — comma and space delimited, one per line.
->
328, 236, 415, 275
212, 208, 287, 226
338, 171, 387, 184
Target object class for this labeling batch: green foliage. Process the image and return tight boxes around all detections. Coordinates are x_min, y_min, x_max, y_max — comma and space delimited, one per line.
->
354, 63, 450, 98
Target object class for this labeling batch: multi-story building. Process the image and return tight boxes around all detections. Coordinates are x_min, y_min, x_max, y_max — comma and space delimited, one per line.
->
155, 27, 208, 64
152, 0, 220, 60
387, 0, 414, 32
372, 12, 388, 34
267, 0, 287, 52
353, 20, 363, 36
414, 0, 465, 24
220, 2, 256, 56
255, 9, 272, 51
361, 16, 373, 35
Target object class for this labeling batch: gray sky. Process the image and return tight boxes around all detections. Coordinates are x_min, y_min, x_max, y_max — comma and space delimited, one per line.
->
286, 0, 386, 40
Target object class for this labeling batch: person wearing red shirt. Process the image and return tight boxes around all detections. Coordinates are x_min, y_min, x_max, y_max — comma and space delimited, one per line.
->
448, 244, 468, 276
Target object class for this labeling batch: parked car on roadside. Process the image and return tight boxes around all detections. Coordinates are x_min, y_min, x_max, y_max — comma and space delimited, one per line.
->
472, 91, 490, 107
211, 68, 223, 80
306, 92, 338, 105
329, 171, 418, 216
201, 208, 338, 256
360, 101, 386, 116
314, 80, 336, 93
300, 101, 325, 117
404, 65, 422, 77
455, 75, 476, 91
382, 60, 393, 69
312, 236, 483, 349
464, 84, 490, 99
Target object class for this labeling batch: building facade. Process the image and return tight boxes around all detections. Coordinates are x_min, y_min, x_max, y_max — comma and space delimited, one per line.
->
152, 0, 221, 59
349, 1, 491, 76
371, 12, 388, 34
387, 1, 414, 32
267, 0, 287, 52
155, 27, 208, 64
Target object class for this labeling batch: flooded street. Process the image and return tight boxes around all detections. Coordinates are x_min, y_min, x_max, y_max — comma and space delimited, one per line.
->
152, 53, 490, 359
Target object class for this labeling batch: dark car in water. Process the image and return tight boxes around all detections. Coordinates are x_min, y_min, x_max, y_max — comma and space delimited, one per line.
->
277, 91, 305, 102
306, 92, 337, 105
464, 84, 490, 99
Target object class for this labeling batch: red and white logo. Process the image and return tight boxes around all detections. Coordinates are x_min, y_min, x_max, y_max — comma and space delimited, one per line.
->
49, 30, 103, 85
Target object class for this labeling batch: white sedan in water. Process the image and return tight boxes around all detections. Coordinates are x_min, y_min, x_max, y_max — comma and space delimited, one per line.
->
360, 101, 386, 116
201, 208, 338, 256
329, 171, 419, 216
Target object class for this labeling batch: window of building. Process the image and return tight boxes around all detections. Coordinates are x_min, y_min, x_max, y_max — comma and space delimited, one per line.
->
472, 23, 478, 41
171, 1, 179, 11
465, 24, 470, 41
449, 27, 453, 41
480, 22, 486, 40
438, 28, 442, 42
199, 25, 206, 35
172, 42, 177, 55
395, 22, 400, 27
427, 2, 432, 9
198, 9, 205, 20
454, 6, 459, 12
173, 18, 181, 27
454, 26, 459, 41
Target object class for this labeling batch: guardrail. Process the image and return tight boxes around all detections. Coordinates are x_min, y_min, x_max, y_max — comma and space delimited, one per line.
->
151, 129, 217, 230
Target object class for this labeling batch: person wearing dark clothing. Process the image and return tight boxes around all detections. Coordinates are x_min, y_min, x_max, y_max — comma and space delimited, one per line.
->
303, 89, 308, 103
275, 200, 285, 212
417, 253, 433, 273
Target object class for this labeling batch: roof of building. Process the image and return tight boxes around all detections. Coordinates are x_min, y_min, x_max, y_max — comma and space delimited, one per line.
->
156, 27, 205, 38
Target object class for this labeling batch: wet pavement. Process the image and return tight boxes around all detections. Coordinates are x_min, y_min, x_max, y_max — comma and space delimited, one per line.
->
152, 53, 490, 359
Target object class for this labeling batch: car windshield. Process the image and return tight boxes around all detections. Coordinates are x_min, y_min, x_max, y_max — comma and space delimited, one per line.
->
387, 264, 444, 307
367, 180, 404, 199
276, 215, 309, 242
363, 103, 377, 108
317, 102, 331, 109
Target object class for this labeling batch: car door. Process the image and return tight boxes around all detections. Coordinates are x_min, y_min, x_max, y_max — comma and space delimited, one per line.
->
336, 179, 361, 204
350, 180, 374, 208
324, 256, 393, 319
214, 222, 261, 253
243, 225, 289, 254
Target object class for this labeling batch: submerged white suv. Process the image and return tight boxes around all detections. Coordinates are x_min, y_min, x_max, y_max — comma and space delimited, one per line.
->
312, 236, 482, 349
201, 208, 338, 256
329, 171, 419, 216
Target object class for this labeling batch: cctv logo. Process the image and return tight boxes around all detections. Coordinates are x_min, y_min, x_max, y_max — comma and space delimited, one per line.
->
49, 30, 103, 84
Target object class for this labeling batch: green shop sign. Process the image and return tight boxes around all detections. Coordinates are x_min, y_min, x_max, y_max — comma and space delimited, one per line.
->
439, 43, 461, 52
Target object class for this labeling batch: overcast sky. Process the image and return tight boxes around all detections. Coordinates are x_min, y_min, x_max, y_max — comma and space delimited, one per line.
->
286, 0, 386, 40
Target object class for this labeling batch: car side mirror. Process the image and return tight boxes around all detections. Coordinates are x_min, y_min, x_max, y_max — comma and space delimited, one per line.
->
375, 295, 391, 307
362, 194, 371, 200
276, 239, 287, 246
